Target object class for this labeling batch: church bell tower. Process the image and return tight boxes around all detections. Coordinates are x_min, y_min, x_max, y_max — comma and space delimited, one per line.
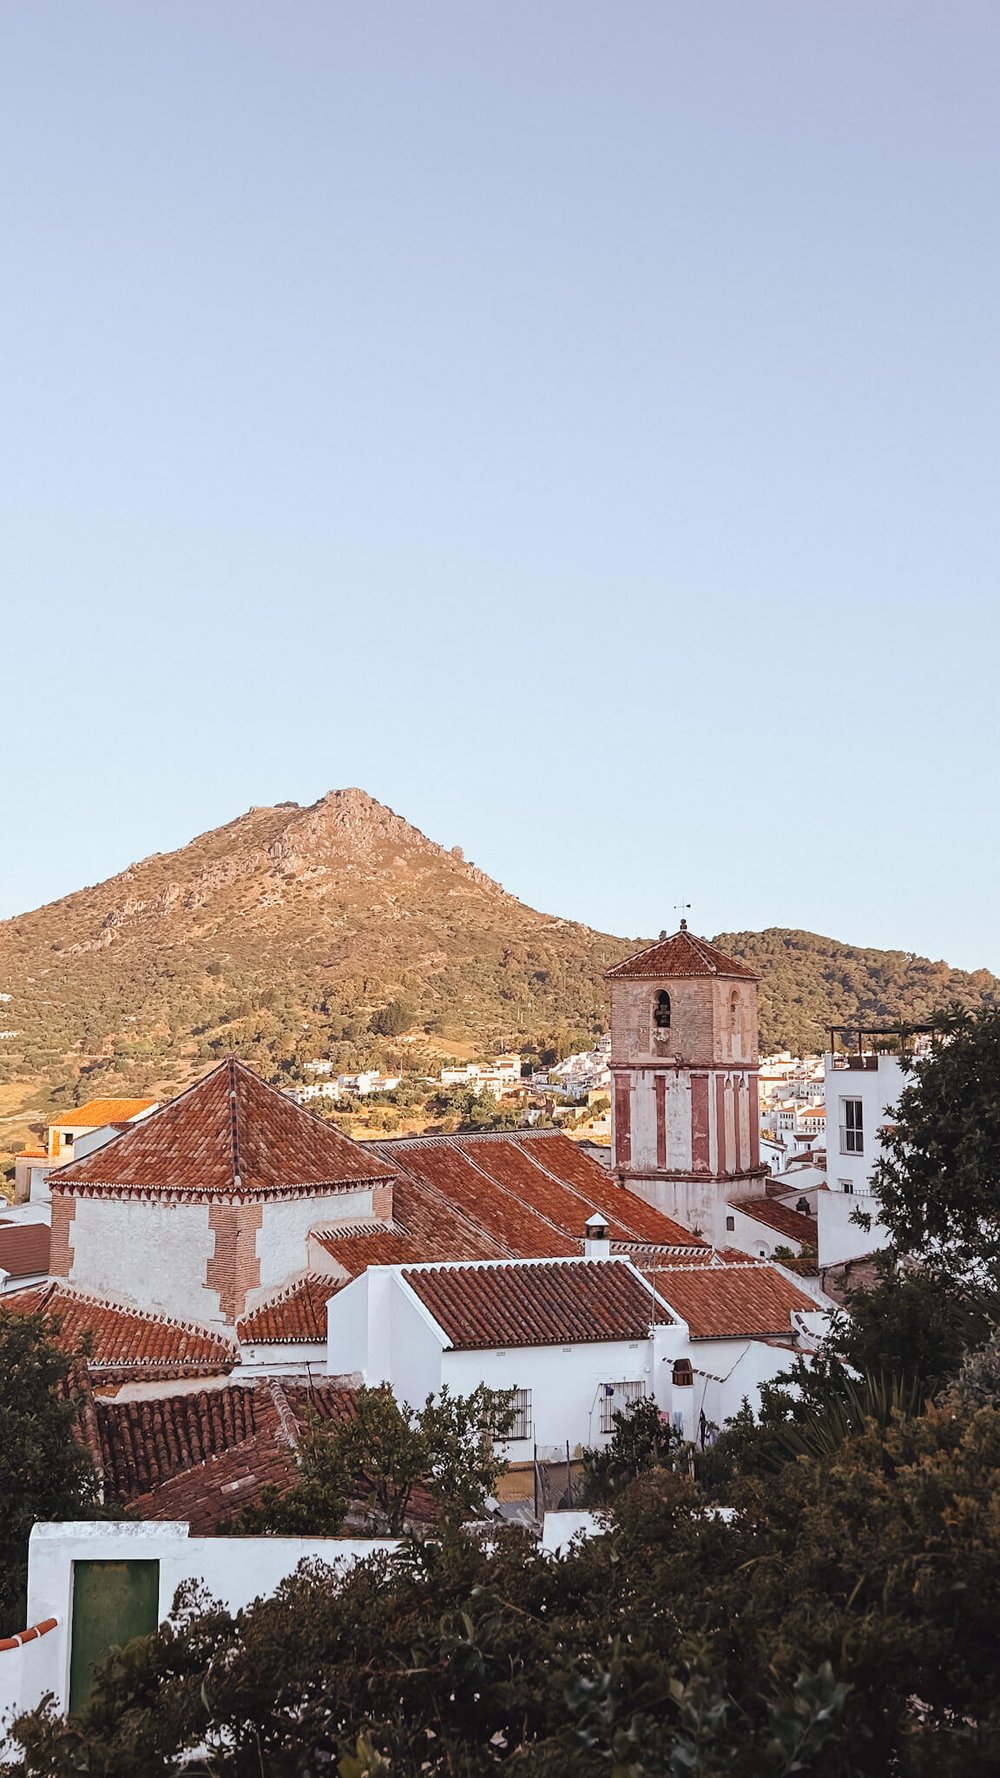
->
606, 924, 766, 1243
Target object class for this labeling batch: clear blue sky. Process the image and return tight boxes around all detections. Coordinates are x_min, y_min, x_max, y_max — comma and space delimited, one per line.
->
2, 4, 998, 971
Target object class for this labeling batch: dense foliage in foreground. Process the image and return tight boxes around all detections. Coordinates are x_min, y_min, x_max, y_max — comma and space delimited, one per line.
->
9, 1381, 1000, 1778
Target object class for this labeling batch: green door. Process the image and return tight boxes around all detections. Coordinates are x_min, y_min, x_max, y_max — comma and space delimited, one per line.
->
69, 1559, 160, 1713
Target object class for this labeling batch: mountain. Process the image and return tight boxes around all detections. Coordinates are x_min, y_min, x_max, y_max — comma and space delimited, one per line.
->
0, 790, 624, 1106
0, 789, 996, 1128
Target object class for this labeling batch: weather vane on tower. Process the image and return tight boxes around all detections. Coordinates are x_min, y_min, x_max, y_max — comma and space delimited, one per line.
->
675, 898, 691, 932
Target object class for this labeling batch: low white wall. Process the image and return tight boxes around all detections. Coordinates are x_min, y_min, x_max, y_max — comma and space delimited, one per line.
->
21, 1521, 400, 1721
0, 1629, 60, 1752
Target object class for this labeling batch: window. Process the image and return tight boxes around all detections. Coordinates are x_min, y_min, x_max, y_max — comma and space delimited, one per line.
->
653, 991, 671, 1030
509, 1388, 532, 1440
725, 1215, 735, 1231
839, 1179, 854, 1195
840, 1098, 864, 1154
600, 1379, 645, 1434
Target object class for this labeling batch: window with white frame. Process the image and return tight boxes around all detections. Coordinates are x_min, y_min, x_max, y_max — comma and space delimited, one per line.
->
840, 1097, 864, 1154
600, 1379, 645, 1435
839, 1179, 855, 1195
509, 1388, 532, 1440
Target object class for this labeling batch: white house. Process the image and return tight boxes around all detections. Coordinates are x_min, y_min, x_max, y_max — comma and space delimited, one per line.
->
819, 1036, 908, 1265
326, 1250, 684, 1461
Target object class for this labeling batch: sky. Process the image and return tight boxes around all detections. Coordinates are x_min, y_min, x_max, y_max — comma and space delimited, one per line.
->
1, 3, 998, 971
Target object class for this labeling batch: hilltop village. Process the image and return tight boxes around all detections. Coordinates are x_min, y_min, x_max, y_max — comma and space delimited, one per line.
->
0, 924, 919, 1729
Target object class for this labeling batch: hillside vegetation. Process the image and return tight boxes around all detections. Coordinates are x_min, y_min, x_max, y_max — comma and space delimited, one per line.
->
0, 789, 995, 1160
717, 928, 999, 1055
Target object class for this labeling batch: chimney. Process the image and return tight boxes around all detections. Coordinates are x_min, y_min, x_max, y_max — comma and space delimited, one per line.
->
584, 1212, 611, 1259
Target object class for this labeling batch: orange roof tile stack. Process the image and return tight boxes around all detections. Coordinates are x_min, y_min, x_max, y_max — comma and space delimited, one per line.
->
401, 1259, 667, 1349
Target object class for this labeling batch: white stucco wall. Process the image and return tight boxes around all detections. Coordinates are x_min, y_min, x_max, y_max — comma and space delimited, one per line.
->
816, 1188, 888, 1267
257, 1189, 374, 1289
723, 1206, 805, 1261
442, 1337, 659, 1460
824, 1053, 905, 1197
16, 1521, 400, 1727
67, 1198, 221, 1323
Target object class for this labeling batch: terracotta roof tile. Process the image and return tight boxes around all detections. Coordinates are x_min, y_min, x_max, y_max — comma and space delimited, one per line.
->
52, 1098, 157, 1129
237, 1274, 340, 1343
99, 1378, 358, 1532
401, 1259, 666, 1349
729, 1197, 818, 1244
0, 1281, 237, 1377
372, 1132, 704, 1259
649, 1262, 818, 1339
606, 928, 758, 982
377, 1138, 575, 1258
467, 1133, 703, 1248
51, 1057, 392, 1199
0, 1221, 51, 1278
97, 1385, 262, 1498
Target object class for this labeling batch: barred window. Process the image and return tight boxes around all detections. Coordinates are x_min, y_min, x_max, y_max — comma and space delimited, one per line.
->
509, 1388, 532, 1440
600, 1379, 645, 1435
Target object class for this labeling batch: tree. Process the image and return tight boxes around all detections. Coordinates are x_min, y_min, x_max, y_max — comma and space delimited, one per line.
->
370, 1000, 414, 1037
234, 1383, 516, 1537
0, 1311, 102, 1635
19, 1392, 1000, 1774
581, 1395, 689, 1502
871, 1004, 1000, 1284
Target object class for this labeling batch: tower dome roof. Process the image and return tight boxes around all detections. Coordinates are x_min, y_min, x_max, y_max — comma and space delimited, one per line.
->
606, 928, 758, 982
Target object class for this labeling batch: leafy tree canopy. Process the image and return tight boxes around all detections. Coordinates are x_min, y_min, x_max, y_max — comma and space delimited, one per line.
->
871, 1003, 1000, 1285
0, 1310, 103, 1636
13, 1390, 1000, 1776
234, 1382, 516, 1537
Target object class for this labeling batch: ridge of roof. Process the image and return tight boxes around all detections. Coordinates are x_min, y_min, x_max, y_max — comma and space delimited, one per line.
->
606, 928, 758, 982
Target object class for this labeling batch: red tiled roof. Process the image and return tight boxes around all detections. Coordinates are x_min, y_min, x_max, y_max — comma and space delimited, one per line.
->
606, 928, 758, 982
401, 1259, 666, 1349
730, 1197, 818, 1244
50, 1057, 393, 1199
649, 1262, 818, 1339
465, 1132, 702, 1248
0, 1221, 51, 1279
378, 1138, 576, 1258
0, 1281, 237, 1377
51, 1098, 157, 1130
106, 1379, 358, 1532
237, 1274, 340, 1344
372, 1132, 703, 1258
97, 1385, 263, 1498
